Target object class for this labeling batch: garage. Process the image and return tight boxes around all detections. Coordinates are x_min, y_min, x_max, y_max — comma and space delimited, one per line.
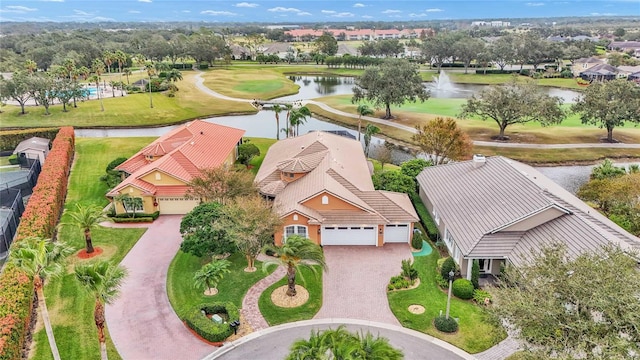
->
321, 226, 377, 246
157, 197, 201, 215
384, 224, 411, 243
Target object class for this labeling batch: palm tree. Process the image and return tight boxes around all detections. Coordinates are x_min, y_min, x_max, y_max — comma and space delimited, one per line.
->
289, 106, 311, 137
271, 104, 283, 140
109, 81, 116, 98
145, 62, 155, 108
165, 69, 183, 83
11, 238, 73, 360
287, 328, 330, 360
62, 203, 107, 254
103, 50, 114, 74
75, 261, 128, 360
91, 58, 105, 112
263, 235, 326, 297
355, 330, 403, 360
284, 103, 294, 138
114, 50, 127, 96
363, 123, 380, 157
193, 259, 231, 295
123, 68, 132, 84
356, 104, 375, 142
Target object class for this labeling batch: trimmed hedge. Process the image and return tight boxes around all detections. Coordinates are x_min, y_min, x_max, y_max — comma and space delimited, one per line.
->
452, 279, 475, 300
434, 315, 459, 333
110, 211, 160, 220
185, 302, 239, 343
409, 193, 439, 242
112, 217, 154, 223
0, 127, 74, 360
0, 128, 59, 152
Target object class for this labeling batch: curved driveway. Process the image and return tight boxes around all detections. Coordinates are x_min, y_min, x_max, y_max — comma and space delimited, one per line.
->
105, 215, 215, 360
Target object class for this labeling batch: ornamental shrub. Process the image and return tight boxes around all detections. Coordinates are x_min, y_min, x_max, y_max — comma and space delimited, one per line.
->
411, 231, 423, 250
401, 259, 418, 281
435, 273, 449, 289
434, 315, 458, 333
0, 127, 59, 152
452, 279, 474, 300
471, 260, 480, 289
112, 217, 154, 223
473, 289, 493, 305
184, 302, 239, 342
440, 257, 456, 279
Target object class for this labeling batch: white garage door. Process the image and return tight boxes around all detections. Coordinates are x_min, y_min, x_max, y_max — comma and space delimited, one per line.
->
157, 197, 201, 215
321, 226, 377, 246
384, 224, 410, 243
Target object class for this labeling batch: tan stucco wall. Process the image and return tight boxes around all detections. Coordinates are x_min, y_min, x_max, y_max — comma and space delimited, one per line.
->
275, 212, 320, 246
110, 185, 156, 214
499, 207, 565, 232
140, 170, 187, 186
224, 149, 236, 166
303, 192, 360, 211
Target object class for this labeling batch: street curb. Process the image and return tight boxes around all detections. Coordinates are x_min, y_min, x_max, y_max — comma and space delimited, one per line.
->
201, 318, 477, 360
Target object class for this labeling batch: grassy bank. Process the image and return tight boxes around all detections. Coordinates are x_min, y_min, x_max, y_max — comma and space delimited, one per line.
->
31, 137, 153, 360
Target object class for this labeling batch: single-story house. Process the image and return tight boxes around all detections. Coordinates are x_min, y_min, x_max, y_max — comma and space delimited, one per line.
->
571, 57, 604, 77
255, 131, 419, 246
416, 155, 640, 280
106, 120, 245, 215
579, 63, 619, 81
13, 137, 50, 165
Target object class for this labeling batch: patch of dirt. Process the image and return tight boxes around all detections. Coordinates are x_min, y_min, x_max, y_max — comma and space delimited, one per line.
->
226, 313, 252, 342
270, 285, 309, 308
408, 304, 425, 314
203, 288, 219, 296
76, 247, 103, 259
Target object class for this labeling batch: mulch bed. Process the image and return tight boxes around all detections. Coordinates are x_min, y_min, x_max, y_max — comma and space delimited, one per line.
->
182, 321, 224, 346
76, 247, 103, 259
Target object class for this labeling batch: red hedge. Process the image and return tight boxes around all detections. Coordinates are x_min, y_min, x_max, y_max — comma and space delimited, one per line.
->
0, 127, 74, 360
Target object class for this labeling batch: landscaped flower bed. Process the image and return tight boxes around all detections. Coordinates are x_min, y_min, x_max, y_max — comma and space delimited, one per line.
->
184, 302, 239, 343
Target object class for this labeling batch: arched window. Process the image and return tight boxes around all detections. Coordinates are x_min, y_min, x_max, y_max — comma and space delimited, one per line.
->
284, 225, 308, 242
321, 195, 329, 205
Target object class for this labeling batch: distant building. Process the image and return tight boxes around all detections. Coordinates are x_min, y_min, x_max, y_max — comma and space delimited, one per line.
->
285, 28, 433, 42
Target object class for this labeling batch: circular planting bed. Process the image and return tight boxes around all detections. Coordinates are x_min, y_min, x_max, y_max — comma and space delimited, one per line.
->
77, 247, 103, 259
185, 302, 239, 343
270, 285, 309, 308
408, 304, 425, 314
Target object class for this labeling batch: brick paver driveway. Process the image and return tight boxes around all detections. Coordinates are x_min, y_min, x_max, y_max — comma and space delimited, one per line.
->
314, 244, 413, 325
105, 215, 214, 360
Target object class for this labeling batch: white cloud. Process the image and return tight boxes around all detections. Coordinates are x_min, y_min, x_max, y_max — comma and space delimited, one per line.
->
128, 10, 141, 13
138, 0, 152, 3
526, 2, 545, 6
201, 10, 237, 16
409, 13, 428, 17
382, 9, 401, 14
235, 2, 258, 8
361, 15, 373, 18
590, 12, 616, 15
268, 7, 301, 12
182, 10, 190, 13
73, 9, 92, 16
6, 5, 38, 12
332, 12, 354, 17
92, 16, 115, 21
353, 3, 365, 7
321, 10, 336, 14
40, 0, 64, 2
426, 8, 443, 12
297, 11, 312, 16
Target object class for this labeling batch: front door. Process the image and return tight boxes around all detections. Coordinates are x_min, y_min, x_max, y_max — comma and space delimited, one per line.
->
478, 259, 492, 273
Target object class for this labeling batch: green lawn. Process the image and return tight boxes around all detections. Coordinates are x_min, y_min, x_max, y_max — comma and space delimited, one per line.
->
201, 68, 300, 100
0, 156, 11, 166
31, 137, 153, 360
258, 266, 323, 326
387, 253, 506, 354
166, 251, 273, 318
245, 137, 277, 175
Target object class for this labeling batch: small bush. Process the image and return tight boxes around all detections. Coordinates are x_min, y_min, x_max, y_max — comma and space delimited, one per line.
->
411, 231, 423, 250
434, 315, 458, 333
184, 302, 239, 342
440, 257, 456, 279
473, 289, 493, 305
388, 275, 412, 290
112, 217, 153, 223
435, 272, 449, 289
8, 154, 18, 165
452, 279, 474, 300
106, 157, 128, 172
401, 259, 418, 281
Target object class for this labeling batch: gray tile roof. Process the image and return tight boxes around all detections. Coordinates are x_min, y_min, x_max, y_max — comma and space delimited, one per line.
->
14, 137, 49, 153
416, 156, 639, 265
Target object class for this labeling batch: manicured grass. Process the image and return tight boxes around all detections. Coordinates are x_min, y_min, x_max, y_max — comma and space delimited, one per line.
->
31, 137, 153, 360
166, 251, 273, 318
387, 253, 506, 354
473, 146, 640, 165
258, 266, 323, 326
0, 156, 11, 166
201, 68, 300, 100
370, 158, 400, 172
245, 137, 277, 175
0, 71, 255, 128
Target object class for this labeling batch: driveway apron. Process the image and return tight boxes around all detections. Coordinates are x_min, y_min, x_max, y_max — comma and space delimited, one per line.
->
105, 215, 215, 360
314, 244, 412, 325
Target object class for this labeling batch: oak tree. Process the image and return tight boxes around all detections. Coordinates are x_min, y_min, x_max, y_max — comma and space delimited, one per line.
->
412, 117, 473, 165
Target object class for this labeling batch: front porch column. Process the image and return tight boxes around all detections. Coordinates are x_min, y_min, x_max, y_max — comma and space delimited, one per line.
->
466, 259, 473, 280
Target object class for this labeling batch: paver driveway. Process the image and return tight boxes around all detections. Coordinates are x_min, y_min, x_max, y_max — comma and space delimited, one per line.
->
105, 215, 215, 360
314, 244, 413, 325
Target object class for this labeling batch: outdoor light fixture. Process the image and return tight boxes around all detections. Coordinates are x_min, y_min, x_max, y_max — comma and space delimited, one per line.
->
446, 270, 455, 319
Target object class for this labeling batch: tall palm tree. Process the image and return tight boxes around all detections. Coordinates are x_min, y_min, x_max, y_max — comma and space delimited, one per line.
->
289, 106, 311, 137
11, 237, 73, 360
271, 104, 283, 140
284, 103, 294, 138
263, 235, 326, 297
165, 69, 183, 83
114, 50, 127, 96
74, 261, 128, 360
91, 58, 105, 112
102, 51, 114, 74
356, 104, 375, 142
193, 259, 231, 295
62, 203, 107, 254
363, 123, 380, 157
123, 68, 132, 84
145, 62, 155, 108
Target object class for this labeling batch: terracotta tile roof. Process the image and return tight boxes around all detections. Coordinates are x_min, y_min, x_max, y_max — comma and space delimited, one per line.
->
108, 120, 244, 197
256, 131, 418, 225
155, 185, 192, 197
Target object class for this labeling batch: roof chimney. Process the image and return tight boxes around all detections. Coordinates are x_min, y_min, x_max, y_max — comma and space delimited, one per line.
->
472, 154, 486, 168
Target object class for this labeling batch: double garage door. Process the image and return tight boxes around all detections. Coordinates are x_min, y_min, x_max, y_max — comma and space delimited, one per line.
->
156, 197, 201, 215
321, 226, 377, 246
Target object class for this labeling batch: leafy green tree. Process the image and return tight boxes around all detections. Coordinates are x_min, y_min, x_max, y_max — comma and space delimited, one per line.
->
74, 261, 128, 360
590, 159, 627, 180
263, 235, 327, 297
62, 203, 108, 254
188, 165, 256, 205
214, 195, 283, 271
412, 117, 473, 165
363, 123, 380, 157
356, 104, 375, 142
454, 36, 486, 74
492, 245, 640, 360
372, 170, 415, 194
459, 79, 565, 140
314, 32, 338, 56
193, 259, 231, 295
0, 71, 32, 114
11, 238, 73, 360
237, 143, 260, 168
421, 32, 455, 71
489, 35, 517, 70
352, 58, 430, 119
30, 73, 57, 115
289, 106, 311, 136
571, 79, 640, 142
180, 202, 235, 257
400, 158, 432, 178
271, 104, 283, 140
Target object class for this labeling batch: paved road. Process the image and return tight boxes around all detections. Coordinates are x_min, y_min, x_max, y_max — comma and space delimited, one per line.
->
205, 319, 474, 360
105, 215, 215, 360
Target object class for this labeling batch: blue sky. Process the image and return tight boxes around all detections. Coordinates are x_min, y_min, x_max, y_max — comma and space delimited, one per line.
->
0, 0, 638, 23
